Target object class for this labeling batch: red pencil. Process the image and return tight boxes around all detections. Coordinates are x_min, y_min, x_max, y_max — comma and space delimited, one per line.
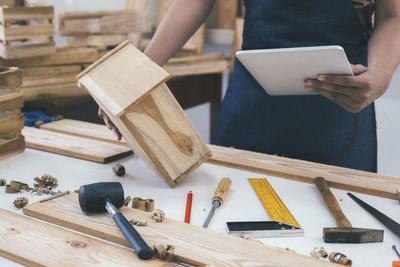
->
184, 191, 193, 223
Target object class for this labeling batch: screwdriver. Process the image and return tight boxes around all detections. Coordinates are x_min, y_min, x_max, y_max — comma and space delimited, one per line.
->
203, 177, 232, 228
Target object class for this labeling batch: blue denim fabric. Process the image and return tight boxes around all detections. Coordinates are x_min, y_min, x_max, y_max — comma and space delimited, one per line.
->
213, 0, 377, 172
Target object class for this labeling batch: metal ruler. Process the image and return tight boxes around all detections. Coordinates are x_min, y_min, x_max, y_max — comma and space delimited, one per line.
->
248, 178, 301, 228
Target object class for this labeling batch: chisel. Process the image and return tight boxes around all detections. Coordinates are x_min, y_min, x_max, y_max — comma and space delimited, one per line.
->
203, 177, 232, 228
347, 192, 400, 237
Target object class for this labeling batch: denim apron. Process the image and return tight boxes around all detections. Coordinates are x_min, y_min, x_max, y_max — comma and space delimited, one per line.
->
213, 0, 377, 172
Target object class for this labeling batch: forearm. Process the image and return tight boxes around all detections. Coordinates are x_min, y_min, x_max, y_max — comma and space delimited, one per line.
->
367, 2, 400, 88
144, 0, 215, 66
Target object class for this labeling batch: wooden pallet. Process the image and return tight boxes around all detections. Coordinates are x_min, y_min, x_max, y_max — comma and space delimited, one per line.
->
0, 6, 55, 59
0, 66, 24, 158
59, 10, 151, 36
23, 193, 336, 267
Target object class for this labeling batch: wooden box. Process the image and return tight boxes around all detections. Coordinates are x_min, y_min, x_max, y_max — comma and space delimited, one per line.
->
0, 6, 56, 59
78, 41, 211, 187
0, 66, 25, 159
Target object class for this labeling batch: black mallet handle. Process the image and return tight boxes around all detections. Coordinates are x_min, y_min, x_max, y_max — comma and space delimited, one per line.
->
106, 200, 153, 260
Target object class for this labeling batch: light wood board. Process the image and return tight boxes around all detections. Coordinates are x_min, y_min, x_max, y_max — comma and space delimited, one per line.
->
37, 119, 400, 200
59, 10, 151, 35
0, 209, 168, 266
0, 46, 99, 67
164, 58, 227, 77
0, 42, 56, 59
24, 193, 336, 267
40, 119, 128, 146
0, 92, 23, 112
0, 23, 54, 41
22, 127, 132, 163
21, 82, 88, 101
0, 6, 54, 22
208, 145, 400, 199
0, 111, 23, 135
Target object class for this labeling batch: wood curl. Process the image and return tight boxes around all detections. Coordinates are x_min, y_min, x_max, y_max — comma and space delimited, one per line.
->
153, 244, 175, 261
13, 197, 28, 209
329, 252, 352, 266
151, 209, 165, 222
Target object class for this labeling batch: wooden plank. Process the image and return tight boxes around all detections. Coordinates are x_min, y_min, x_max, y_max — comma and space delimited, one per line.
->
59, 10, 151, 35
164, 58, 228, 77
67, 33, 129, 49
78, 40, 170, 116
0, 6, 54, 22
216, 0, 238, 29
22, 72, 78, 88
40, 119, 128, 146
0, 111, 23, 135
0, 92, 23, 112
208, 145, 400, 200
0, 66, 22, 89
0, 209, 167, 266
0, 135, 24, 159
22, 127, 132, 163
0, 23, 54, 41
167, 53, 224, 64
0, 42, 56, 59
21, 82, 88, 101
0, 0, 15, 7
0, 46, 98, 67
22, 65, 81, 76
24, 193, 336, 267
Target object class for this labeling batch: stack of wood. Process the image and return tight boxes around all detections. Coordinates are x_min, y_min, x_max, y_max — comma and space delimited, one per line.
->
0, 67, 25, 159
60, 9, 151, 50
0, 5, 56, 59
0, 46, 103, 101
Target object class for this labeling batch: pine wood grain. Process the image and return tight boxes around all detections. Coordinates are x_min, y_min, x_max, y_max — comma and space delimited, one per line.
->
0, 46, 99, 67
0, 23, 54, 41
0, 66, 22, 89
0, 111, 23, 136
24, 193, 336, 267
0, 42, 56, 59
0, 92, 23, 112
22, 127, 132, 163
0, 209, 168, 266
208, 145, 400, 200
0, 6, 54, 22
40, 119, 129, 146
59, 10, 151, 35
78, 40, 170, 116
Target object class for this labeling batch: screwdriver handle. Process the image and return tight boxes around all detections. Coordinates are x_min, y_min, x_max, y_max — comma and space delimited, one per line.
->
212, 177, 232, 205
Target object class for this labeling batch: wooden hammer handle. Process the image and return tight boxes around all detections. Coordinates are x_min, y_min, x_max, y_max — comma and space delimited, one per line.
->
313, 177, 352, 228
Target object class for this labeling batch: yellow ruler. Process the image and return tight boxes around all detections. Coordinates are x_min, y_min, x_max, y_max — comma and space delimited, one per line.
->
248, 178, 301, 228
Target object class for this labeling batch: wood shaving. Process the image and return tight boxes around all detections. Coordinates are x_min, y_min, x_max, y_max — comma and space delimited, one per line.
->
329, 252, 352, 266
129, 219, 147, 226
124, 195, 132, 206
151, 209, 165, 222
0, 178, 6, 186
311, 247, 328, 259
34, 174, 58, 190
132, 197, 146, 210
240, 234, 263, 244
6, 181, 30, 193
13, 197, 28, 209
153, 244, 175, 261
145, 198, 154, 211
112, 164, 126, 177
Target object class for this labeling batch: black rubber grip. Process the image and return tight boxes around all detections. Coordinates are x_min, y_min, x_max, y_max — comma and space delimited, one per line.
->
113, 212, 154, 260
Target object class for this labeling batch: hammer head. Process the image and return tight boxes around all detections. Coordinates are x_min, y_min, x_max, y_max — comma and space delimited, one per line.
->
323, 227, 384, 243
78, 182, 124, 212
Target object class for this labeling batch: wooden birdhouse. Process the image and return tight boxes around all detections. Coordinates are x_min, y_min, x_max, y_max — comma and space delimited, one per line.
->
78, 41, 211, 187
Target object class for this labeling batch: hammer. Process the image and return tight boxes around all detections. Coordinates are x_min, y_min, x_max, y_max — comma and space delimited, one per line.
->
78, 182, 153, 260
313, 177, 383, 243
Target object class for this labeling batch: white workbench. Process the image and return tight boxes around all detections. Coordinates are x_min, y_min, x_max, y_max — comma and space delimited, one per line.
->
0, 148, 399, 266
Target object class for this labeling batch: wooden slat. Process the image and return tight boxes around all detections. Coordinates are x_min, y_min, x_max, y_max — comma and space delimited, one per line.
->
67, 33, 129, 49
0, 66, 22, 89
0, 46, 99, 67
164, 58, 227, 77
59, 10, 150, 35
0, 0, 15, 7
22, 127, 132, 163
0, 135, 24, 160
0, 6, 54, 22
24, 193, 336, 267
0, 111, 23, 135
0, 92, 23, 112
208, 145, 400, 199
0, 209, 167, 266
167, 53, 224, 64
21, 82, 88, 101
40, 119, 128, 146
0, 42, 55, 59
0, 23, 54, 41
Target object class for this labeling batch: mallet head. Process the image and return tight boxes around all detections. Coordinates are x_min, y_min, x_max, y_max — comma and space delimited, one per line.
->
323, 227, 384, 243
78, 182, 124, 212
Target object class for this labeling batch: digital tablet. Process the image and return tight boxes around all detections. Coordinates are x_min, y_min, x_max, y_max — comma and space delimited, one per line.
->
236, 45, 353, 96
